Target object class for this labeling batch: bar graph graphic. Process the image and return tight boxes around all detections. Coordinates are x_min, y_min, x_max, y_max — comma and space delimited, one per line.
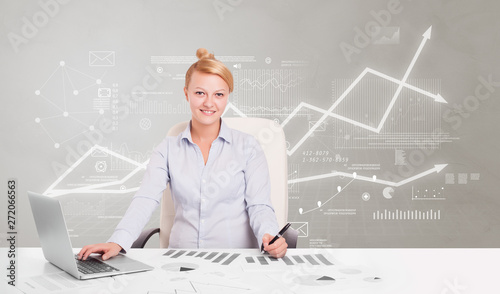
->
372, 209, 441, 220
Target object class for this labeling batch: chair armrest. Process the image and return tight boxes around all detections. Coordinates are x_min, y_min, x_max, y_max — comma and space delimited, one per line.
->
283, 227, 299, 248
131, 227, 160, 248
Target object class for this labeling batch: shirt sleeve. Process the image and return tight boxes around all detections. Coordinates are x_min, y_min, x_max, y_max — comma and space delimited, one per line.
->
243, 137, 280, 248
107, 139, 170, 252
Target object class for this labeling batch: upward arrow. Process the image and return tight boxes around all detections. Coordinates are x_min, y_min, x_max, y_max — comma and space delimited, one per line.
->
405, 25, 432, 83
378, 26, 434, 130
423, 26, 432, 40
397, 163, 448, 186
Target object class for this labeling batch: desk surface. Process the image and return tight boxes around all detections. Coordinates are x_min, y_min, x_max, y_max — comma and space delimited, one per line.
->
2, 247, 497, 294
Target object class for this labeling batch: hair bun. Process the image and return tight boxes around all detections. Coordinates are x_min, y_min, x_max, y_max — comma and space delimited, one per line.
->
196, 48, 215, 60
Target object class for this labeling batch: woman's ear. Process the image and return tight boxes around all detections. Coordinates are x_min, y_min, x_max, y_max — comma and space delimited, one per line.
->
184, 87, 188, 102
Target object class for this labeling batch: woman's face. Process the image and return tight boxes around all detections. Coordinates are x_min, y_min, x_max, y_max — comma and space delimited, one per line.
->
184, 71, 229, 128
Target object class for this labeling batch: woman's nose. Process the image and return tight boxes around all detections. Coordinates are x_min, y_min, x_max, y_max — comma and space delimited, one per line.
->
203, 95, 214, 107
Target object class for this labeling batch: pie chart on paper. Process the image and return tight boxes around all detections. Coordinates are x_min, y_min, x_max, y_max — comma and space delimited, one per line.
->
293, 275, 336, 286
162, 262, 199, 272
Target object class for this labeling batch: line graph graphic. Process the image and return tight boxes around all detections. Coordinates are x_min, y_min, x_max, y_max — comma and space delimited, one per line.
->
223, 102, 448, 191
288, 164, 447, 186
44, 25, 449, 207
44, 145, 148, 197
295, 164, 447, 215
280, 26, 446, 156
298, 178, 357, 215
218, 26, 449, 193
237, 69, 304, 92
232, 69, 304, 117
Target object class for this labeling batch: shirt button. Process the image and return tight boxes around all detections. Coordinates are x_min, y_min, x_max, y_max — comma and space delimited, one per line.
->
202, 179, 206, 183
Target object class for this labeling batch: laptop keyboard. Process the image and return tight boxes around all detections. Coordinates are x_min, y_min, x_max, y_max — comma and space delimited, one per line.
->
75, 255, 120, 274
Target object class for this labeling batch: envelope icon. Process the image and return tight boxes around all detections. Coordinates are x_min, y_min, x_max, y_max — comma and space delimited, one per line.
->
98, 88, 111, 98
290, 222, 308, 237
89, 51, 115, 66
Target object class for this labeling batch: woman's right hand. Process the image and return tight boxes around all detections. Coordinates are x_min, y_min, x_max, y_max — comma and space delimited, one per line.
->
77, 242, 122, 261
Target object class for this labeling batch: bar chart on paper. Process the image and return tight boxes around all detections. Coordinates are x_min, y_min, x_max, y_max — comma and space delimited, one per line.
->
241, 253, 335, 273
163, 249, 241, 266
162, 249, 336, 273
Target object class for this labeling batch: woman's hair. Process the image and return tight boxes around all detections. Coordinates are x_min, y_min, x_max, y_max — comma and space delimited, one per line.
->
185, 48, 233, 93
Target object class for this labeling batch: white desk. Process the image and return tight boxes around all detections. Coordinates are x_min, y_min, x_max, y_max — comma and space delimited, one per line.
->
2, 247, 497, 293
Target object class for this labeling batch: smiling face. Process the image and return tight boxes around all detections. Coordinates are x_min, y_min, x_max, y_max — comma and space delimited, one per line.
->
184, 71, 229, 129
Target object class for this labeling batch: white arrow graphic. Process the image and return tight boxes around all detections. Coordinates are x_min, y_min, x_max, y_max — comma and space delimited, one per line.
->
288, 164, 448, 187
44, 145, 148, 197
376, 26, 433, 131
279, 25, 445, 156
295, 164, 448, 215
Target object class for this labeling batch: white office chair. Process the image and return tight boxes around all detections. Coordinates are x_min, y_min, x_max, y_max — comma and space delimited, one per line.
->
132, 117, 297, 249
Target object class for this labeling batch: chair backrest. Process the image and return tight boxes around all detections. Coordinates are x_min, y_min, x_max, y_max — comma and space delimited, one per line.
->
159, 117, 288, 248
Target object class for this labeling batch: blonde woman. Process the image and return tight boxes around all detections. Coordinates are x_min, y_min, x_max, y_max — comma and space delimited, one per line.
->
79, 49, 288, 260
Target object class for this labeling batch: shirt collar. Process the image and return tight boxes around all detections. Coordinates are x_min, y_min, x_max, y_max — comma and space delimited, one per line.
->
218, 119, 232, 143
180, 118, 232, 144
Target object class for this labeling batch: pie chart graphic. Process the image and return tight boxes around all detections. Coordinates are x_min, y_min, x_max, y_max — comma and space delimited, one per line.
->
383, 187, 394, 199
161, 262, 199, 272
293, 275, 335, 286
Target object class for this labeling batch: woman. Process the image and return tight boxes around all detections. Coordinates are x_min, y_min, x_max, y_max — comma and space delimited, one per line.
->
78, 48, 288, 260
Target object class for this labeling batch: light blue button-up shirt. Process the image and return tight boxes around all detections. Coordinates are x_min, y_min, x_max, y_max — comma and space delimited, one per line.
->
108, 119, 279, 252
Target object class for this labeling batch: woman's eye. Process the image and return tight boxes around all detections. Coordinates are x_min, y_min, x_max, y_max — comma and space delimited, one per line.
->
215, 93, 224, 97
195, 91, 204, 96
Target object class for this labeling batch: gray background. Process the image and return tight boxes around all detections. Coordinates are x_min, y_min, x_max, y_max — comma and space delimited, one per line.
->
1, 0, 499, 249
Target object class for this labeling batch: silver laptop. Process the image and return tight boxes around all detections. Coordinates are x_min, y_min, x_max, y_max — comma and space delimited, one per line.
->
28, 191, 154, 280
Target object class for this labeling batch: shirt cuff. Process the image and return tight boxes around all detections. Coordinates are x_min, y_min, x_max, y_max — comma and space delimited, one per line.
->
107, 229, 136, 253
